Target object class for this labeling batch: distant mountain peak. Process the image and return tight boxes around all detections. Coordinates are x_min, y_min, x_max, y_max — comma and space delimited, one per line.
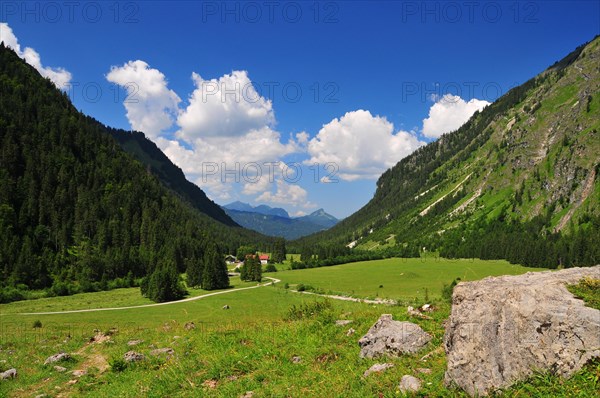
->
299, 208, 339, 228
223, 201, 290, 218
221, 202, 339, 239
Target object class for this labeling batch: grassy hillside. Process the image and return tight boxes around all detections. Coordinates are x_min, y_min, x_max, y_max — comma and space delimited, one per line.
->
293, 37, 600, 269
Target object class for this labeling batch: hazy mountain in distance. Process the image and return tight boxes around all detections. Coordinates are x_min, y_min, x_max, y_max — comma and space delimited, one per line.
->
222, 203, 339, 239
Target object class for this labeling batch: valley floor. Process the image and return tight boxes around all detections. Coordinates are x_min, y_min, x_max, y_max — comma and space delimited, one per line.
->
1, 258, 597, 397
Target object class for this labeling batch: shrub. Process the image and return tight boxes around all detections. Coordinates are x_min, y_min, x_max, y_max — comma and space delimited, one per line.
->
568, 278, 600, 310
442, 278, 461, 303
50, 281, 77, 297
0, 287, 26, 303
109, 357, 127, 372
286, 300, 333, 321
32, 320, 42, 329
264, 264, 277, 273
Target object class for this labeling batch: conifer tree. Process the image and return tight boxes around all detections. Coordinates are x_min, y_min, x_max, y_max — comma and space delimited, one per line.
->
201, 244, 229, 290
272, 238, 286, 263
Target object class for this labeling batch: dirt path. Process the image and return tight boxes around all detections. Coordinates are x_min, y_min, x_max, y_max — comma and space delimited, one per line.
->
11, 275, 398, 316
292, 289, 396, 305
13, 277, 280, 316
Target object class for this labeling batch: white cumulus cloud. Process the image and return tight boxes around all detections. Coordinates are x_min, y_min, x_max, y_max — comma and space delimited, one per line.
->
156, 126, 299, 202
422, 94, 490, 138
103, 62, 305, 206
256, 178, 314, 209
306, 110, 425, 181
106, 60, 181, 138
242, 176, 271, 196
0, 22, 71, 88
177, 70, 275, 140
159, 127, 297, 170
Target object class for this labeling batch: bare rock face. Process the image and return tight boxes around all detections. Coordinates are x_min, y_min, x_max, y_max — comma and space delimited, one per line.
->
444, 266, 600, 397
359, 314, 432, 358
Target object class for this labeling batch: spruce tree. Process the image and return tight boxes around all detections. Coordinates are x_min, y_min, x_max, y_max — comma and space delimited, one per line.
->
240, 259, 249, 281
272, 238, 286, 263
143, 263, 187, 303
253, 256, 262, 282
201, 244, 229, 290
186, 257, 204, 288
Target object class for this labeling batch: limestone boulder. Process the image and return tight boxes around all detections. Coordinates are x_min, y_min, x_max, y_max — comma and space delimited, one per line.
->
444, 266, 600, 396
359, 314, 431, 358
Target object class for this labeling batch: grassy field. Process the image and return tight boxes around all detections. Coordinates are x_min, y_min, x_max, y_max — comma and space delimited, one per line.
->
273, 258, 545, 300
0, 277, 257, 315
1, 259, 597, 397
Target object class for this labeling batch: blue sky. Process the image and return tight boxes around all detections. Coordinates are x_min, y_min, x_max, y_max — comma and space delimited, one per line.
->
1, 1, 598, 218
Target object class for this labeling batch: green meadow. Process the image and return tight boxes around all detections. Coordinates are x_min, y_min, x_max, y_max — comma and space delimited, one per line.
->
1, 258, 598, 398
274, 258, 544, 300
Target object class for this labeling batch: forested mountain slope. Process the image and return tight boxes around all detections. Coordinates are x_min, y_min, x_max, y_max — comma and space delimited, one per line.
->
0, 43, 265, 298
110, 130, 237, 227
294, 36, 600, 268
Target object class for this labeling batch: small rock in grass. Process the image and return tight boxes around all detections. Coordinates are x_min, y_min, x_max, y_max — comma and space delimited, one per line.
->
89, 332, 110, 344
240, 391, 254, 398
222, 305, 230, 310
123, 351, 145, 363
127, 340, 143, 346
291, 356, 302, 364
399, 375, 421, 393
72, 369, 86, 377
346, 328, 356, 336
184, 322, 196, 330
363, 363, 394, 377
53, 366, 67, 373
150, 348, 174, 357
417, 367, 432, 374
335, 320, 353, 326
407, 306, 433, 320
66, 379, 77, 385
0, 368, 17, 380
202, 379, 218, 389
44, 353, 70, 365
